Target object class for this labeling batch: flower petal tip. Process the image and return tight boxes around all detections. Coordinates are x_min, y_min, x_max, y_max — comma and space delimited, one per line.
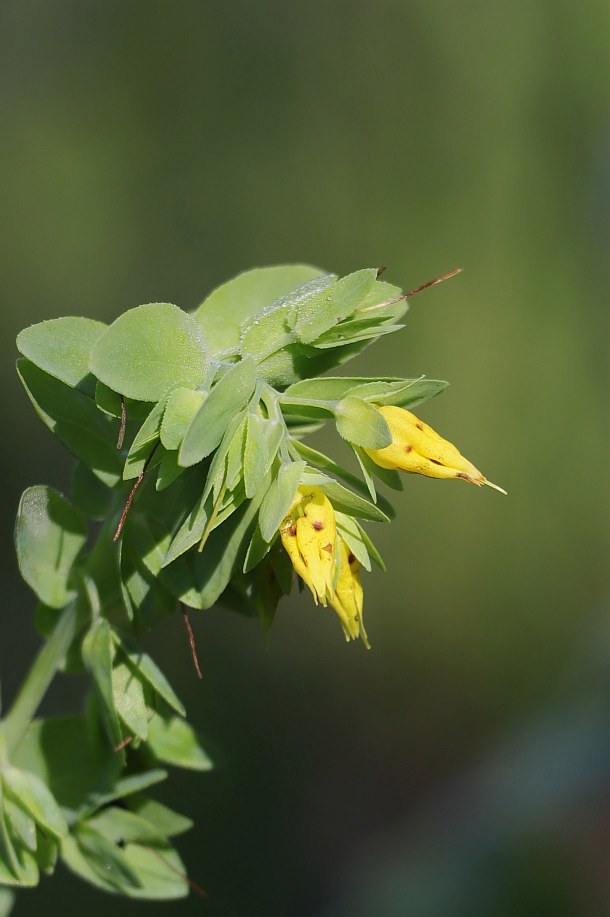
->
484, 479, 507, 495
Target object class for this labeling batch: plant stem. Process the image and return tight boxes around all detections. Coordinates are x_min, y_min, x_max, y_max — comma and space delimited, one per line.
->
3, 602, 79, 756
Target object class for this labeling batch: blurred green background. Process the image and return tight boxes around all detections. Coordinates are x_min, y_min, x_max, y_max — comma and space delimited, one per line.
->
1, 1, 609, 915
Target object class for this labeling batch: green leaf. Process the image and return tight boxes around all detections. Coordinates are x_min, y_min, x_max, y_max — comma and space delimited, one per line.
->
290, 440, 396, 518
357, 522, 386, 571
17, 359, 122, 486
15, 486, 87, 609
95, 382, 151, 423
0, 795, 38, 887
353, 444, 404, 492
116, 639, 185, 717
61, 828, 189, 900
88, 806, 166, 846
120, 531, 176, 629
200, 410, 246, 504
90, 303, 208, 402
179, 358, 257, 466
79, 770, 167, 818
258, 461, 305, 543
11, 716, 121, 813
353, 377, 449, 408
162, 492, 211, 567
147, 715, 213, 771
126, 797, 192, 838
155, 449, 187, 492
352, 444, 377, 502
335, 396, 392, 449
123, 397, 167, 480
0, 888, 15, 915
243, 414, 269, 498
160, 387, 207, 451
4, 798, 37, 853
16, 317, 107, 397
184, 475, 271, 608
82, 618, 123, 749
71, 462, 112, 521
225, 416, 247, 490
0, 788, 22, 881
2, 767, 68, 840
193, 264, 328, 355
294, 269, 377, 343
111, 660, 149, 741
335, 512, 371, 572
35, 830, 58, 876
243, 524, 274, 573
314, 322, 404, 350
72, 822, 142, 892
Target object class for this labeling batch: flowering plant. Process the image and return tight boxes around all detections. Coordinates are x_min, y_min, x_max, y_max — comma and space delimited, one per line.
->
0, 264, 502, 907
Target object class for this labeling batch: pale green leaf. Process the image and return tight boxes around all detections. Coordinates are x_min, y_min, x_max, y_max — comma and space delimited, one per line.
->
2, 768, 67, 840
16, 317, 107, 397
179, 358, 257, 466
17, 360, 122, 487
193, 264, 327, 355
15, 486, 87, 609
146, 716, 213, 771
335, 396, 392, 449
90, 303, 208, 402
160, 387, 207, 451
258, 461, 305, 543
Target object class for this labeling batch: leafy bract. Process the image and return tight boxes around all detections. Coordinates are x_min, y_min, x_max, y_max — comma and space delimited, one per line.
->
294, 268, 378, 343
160, 388, 206, 451
193, 264, 328, 355
90, 303, 208, 402
335, 396, 392, 449
258, 461, 305, 543
179, 358, 257, 466
15, 487, 87, 609
82, 619, 123, 748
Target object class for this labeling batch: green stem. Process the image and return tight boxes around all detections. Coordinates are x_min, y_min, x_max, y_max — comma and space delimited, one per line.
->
3, 602, 79, 756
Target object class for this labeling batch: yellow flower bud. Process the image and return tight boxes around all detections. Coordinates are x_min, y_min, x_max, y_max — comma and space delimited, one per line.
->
330, 537, 370, 649
364, 405, 506, 492
279, 485, 337, 605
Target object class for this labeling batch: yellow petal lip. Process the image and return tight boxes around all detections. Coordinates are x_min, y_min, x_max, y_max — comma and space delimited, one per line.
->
364, 405, 506, 493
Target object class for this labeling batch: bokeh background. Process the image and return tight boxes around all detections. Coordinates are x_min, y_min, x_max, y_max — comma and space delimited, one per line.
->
1, 1, 609, 915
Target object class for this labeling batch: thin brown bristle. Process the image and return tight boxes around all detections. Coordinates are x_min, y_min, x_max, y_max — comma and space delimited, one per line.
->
404, 267, 463, 299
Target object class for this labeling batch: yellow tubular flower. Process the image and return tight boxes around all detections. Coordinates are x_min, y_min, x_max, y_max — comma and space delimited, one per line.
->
330, 537, 370, 649
279, 486, 336, 605
364, 405, 506, 492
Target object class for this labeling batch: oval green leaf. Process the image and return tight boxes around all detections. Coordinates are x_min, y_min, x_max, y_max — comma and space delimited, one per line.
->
15, 486, 87, 609
90, 303, 208, 402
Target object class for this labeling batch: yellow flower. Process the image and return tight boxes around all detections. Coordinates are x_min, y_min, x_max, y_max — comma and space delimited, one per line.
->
279, 485, 336, 606
330, 537, 370, 649
364, 405, 506, 492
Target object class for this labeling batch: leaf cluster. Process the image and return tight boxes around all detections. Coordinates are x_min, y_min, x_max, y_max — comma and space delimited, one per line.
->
1, 265, 447, 904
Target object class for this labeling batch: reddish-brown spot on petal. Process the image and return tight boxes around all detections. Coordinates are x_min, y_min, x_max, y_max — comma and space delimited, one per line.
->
288, 524, 297, 536
404, 444, 413, 453
416, 422, 424, 431
323, 543, 333, 553
313, 521, 323, 531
